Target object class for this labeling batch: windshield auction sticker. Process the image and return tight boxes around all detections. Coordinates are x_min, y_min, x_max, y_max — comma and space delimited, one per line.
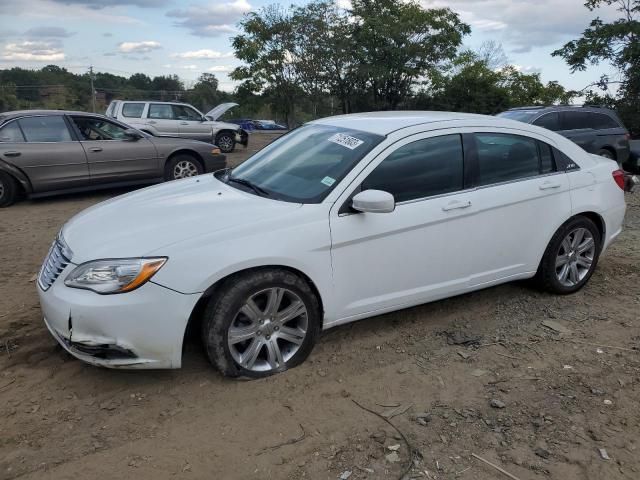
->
328, 133, 364, 150
321, 176, 336, 187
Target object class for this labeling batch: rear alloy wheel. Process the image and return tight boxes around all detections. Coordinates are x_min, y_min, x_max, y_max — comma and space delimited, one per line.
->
536, 216, 601, 294
0, 171, 19, 208
165, 154, 203, 181
202, 269, 321, 378
216, 132, 235, 153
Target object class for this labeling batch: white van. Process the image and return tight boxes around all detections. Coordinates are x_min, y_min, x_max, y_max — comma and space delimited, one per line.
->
106, 101, 247, 153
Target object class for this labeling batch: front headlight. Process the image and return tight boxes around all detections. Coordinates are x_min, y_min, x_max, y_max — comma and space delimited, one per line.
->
65, 258, 167, 294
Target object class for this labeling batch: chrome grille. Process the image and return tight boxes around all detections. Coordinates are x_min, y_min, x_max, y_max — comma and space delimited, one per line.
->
38, 237, 72, 291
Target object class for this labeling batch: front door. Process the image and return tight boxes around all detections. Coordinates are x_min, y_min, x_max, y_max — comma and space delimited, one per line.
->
329, 132, 477, 321
69, 116, 159, 182
0, 115, 89, 193
173, 105, 211, 142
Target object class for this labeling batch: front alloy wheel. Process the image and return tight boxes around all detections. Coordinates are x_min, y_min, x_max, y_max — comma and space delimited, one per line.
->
173, 159, 199, 179
216, 133, 235, 153
228, 288, 308, 372
202, 269, 321, 378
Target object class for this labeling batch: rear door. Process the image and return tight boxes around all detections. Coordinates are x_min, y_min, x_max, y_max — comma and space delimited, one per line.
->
0, 115, 89, 193
144, 104, 180, 136
173, 105, 211, 141
558, 111, 597, 152
463, 131, 572, 285
69, 115, 159, 183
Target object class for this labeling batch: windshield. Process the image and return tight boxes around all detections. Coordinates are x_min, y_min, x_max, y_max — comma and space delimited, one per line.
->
497, 110, 540, 123
226, 124, 384, 203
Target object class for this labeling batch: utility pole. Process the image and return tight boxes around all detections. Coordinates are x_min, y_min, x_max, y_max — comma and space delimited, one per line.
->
89, 65, 96, 112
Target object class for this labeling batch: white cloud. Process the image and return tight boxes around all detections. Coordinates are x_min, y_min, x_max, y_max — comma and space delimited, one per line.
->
118, 40, 162, 53
24, 26, 75, 38
162, 63, 199, 70
171, 49, 233, 60
167, 0, 252, 37
208, 65, 232, 73
421, 0, 620, 53
0, 41, 65, 61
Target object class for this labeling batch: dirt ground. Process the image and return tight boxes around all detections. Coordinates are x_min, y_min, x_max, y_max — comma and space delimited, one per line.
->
1, 132, 639, 480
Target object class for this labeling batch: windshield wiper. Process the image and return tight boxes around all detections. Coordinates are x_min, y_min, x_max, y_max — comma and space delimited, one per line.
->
226, 175, 271, 197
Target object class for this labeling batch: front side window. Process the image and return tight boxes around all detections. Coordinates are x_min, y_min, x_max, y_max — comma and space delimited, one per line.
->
148, 104, 174, 120
18, 116, 72, 142
122, 103, 145, 118
226, 124, 384, 203
362, 135, 464, 203
533, 112, 561, 131
172, 105, 202, 121
475, 133, 540, 186
0, 121, 25, 142
72, 117, 129, 140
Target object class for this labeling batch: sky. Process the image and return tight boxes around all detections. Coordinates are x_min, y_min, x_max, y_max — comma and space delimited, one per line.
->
0, 0, 621, 93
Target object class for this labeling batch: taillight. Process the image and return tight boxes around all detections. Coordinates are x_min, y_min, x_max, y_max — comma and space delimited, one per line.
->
612, 169, 625, 190
625, 133, 631, 141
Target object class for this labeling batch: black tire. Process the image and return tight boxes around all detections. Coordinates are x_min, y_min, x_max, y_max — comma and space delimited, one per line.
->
535, 216, 602, 294
597, 148, 616, 162
164, 154, 203, 181
215, 132, 236, 153
201, 269, 321, 378
0, 171, 19, 208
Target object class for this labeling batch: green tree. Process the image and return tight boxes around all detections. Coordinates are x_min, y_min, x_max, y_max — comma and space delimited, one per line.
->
349, 0, 470, 109
552, 0, 640, 134
231, 5, 300, 125
185, 73, 223, 112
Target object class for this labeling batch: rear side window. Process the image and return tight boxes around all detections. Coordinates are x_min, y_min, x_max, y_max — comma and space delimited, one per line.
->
362, 134, 464, 203
475, 133, 540, 185
533, 112, 561, 131
122, 103, 145, 118
539, 142, 555, 174
590, 113, 619, 129
148, 104, 174, 120
18, 116, 72, 142
0, 121, 25, 142
562, 111, 593, 130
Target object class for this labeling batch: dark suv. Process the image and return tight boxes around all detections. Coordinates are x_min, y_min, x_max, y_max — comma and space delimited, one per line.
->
498, 106, 631, 168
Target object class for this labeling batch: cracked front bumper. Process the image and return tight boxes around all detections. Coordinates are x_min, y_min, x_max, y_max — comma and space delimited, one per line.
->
38, 266, 200, 369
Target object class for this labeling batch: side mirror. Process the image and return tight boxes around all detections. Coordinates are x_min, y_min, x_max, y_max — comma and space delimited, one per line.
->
352, 190, 395, 214
124, 128, 143, 140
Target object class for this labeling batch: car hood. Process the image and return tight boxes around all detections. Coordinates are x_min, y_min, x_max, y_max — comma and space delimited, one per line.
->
205, 102, 238, 121
62, 175, 301, 263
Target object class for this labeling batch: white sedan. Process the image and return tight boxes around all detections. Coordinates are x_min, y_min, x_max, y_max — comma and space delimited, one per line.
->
37, 112, 627, 377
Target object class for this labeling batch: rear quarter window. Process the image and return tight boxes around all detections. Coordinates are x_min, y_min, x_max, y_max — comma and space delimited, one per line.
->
590, 113, 620, 130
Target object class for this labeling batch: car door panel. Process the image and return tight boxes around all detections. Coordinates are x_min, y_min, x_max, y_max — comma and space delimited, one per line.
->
174, 105, 211, 141
145, 104, 179, 136
70, 116, 160, 182
329, 131, 476, 320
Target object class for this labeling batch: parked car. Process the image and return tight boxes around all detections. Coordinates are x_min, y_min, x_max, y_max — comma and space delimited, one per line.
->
38, 111, 627, 377
0, 110, 226, 207
106, 100, 248, 153
228, 119, 289, 131
497, 105, 631, 167
628, 139, 640, 173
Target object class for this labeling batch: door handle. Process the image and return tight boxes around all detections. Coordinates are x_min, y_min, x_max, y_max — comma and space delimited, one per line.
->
89, 147, 103, 152
442, 200, 472, 211
539, 181, 561, 190
3, 151, 21, 157
147, 121, 157, 125
180, 121, 189, 125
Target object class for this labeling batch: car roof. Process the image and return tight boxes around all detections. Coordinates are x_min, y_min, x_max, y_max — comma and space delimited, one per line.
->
311, 111, 517, 136
506, 105, 617, 115
0, 109, 102, 122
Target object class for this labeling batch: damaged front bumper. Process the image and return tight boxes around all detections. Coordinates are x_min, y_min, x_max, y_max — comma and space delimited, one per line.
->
38, 266, 201, 369
236, 128, 249, 147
